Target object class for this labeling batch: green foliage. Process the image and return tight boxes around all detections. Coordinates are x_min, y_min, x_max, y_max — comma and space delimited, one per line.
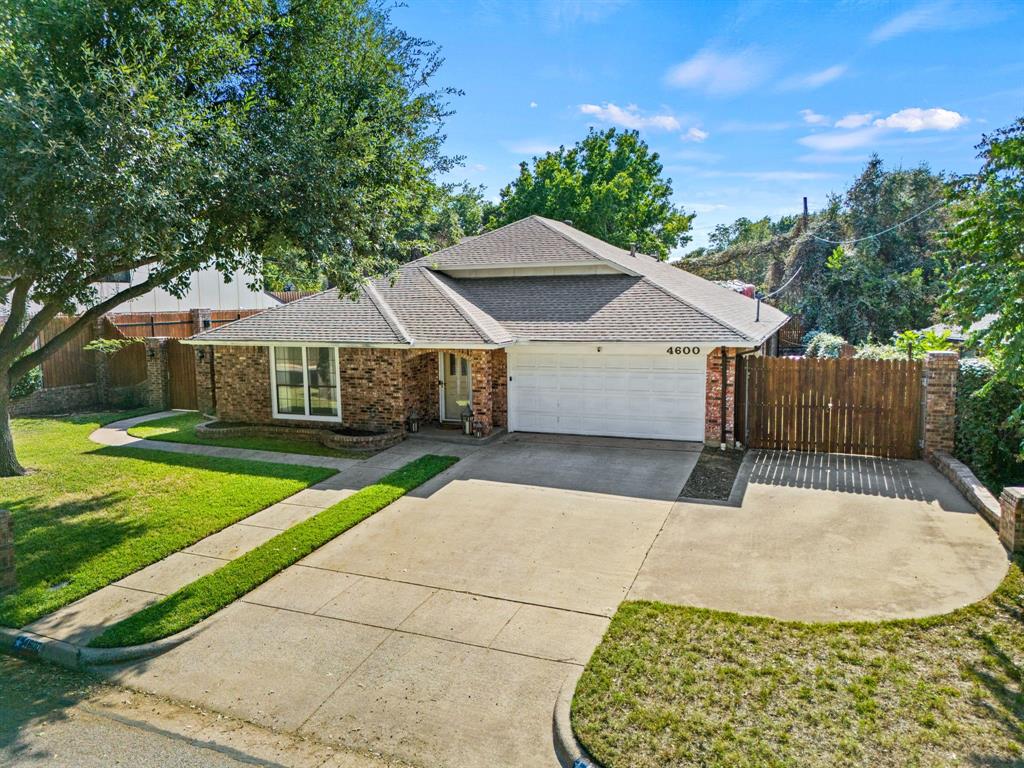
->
90, 454, 458, 647
679, 215, 796, 288
955, 359, 1024, 493
486, 128, 694, 259
804, 331, 847, 358
942, 117, 1024, 394
853, 342, 904, 361
83, 338, 140, 356
892, 328, 954, 359
10, 361, 40, 399
0, 412, 331, 627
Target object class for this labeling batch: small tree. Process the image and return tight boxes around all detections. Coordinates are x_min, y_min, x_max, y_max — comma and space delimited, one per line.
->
0, 0, 455, 475
486, 128, 694, 259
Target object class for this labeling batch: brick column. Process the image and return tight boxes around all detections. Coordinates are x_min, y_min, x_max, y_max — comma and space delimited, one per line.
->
0, 510, 15, 595
194, 346, 216, 416
705, 348, 736, 447
144, 338, 170, 409
922, 350, 959, 458
190, 307, 212, 335
999, 487, 1024, 553
468, 350, 494, 436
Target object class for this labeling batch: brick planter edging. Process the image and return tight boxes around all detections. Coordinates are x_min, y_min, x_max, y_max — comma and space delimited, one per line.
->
929, 451, 1000, 529
195, 420, 404, 452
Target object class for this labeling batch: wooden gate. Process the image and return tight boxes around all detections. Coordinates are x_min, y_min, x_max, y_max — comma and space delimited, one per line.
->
745, 357, 922, 458
167, 339, 198, 410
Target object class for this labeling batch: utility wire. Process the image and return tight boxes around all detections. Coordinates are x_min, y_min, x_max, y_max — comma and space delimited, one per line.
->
808, 200, 945, 246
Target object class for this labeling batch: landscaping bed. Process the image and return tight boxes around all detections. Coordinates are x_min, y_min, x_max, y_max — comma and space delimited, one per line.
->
679, 447, 745, 501
0, 412, 334, 628
89, 453, 457, 648
127, 412, 380, 458
573, 561, 1024, 768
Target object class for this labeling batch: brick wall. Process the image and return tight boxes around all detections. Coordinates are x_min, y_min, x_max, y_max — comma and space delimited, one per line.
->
144, 338, 169, 409
9, 383, 100, 416
0, 509, 14, 594
705, 347, 738, 446
194, 345, 215, 416
339, 348, 405, 431
403, 351, 439, 423
1000, 487, 1024, 553
922, 350, 958, 457
491, 349, 508, 428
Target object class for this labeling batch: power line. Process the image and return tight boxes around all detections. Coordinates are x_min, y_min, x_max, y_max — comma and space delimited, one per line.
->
808, 200, 945, 246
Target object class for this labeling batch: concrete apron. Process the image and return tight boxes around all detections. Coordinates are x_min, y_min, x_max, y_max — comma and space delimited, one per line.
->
92, 434, 701, 768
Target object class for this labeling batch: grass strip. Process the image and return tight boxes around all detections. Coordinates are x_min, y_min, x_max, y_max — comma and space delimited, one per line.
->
1, 410, 332, 628
572, 559, 1024, 768
89, 454, 458, 648
127, 412, 368, 459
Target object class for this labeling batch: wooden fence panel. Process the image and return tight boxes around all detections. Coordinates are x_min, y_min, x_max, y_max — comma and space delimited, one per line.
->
210, 309, 262, 327
109, 312, 193, 338
745, 356, 922, 459
167, 339, 197, 410
39, 316, 96, 388
101, 318, 147, 387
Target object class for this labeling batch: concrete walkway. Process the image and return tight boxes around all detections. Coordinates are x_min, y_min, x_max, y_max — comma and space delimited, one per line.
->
24, 413, 482, 646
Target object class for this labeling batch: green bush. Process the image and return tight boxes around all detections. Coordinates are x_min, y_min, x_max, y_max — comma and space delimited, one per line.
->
804, 331, 848, 359
854, 342, 904, 361
11, 364, 41, 399
955, 359, 1024, 494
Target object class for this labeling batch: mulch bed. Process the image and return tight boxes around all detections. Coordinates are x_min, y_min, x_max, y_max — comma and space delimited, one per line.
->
679, 447, 745, 500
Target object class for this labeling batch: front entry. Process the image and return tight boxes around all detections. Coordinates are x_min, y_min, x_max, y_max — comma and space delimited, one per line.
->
440, 352, 472, 422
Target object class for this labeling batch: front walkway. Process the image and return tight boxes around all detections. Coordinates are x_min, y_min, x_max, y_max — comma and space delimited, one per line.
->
24, 412, 483, 646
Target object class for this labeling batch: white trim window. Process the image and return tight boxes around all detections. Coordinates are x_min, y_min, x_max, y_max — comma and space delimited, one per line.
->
269, 346, 341, 422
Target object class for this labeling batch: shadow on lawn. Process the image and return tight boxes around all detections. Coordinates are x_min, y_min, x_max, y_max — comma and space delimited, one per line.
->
86, 443, 332, 481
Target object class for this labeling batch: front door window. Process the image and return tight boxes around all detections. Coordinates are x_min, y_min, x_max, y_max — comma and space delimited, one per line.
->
442, 353, 471, 420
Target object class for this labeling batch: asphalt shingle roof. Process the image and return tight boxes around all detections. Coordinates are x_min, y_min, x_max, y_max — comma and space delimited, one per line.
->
194, 216, 789, 347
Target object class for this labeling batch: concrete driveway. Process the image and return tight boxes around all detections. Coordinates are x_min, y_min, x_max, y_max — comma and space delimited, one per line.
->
100, 438, 1006, 768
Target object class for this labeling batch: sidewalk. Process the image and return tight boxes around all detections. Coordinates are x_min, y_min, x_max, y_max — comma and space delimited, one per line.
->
22, 412, 483, 648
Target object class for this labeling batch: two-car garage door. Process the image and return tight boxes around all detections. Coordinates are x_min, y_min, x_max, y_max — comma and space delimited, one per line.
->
507, 345, 707, 441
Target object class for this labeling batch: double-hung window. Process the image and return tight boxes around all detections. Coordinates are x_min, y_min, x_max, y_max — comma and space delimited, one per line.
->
270, 346, 340, 421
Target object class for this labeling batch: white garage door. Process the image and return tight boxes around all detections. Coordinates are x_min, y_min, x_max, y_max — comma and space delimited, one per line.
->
507, 345, 707, 441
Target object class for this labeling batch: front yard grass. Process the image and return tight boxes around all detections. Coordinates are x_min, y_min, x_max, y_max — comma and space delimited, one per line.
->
126, 412, 367, 459
90, 454, 457, 648
573, 561, 1024, 768
0, 412, 334, 628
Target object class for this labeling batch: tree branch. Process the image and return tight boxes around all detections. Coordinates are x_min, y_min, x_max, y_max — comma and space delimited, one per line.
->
9, 269, 181, 380
0, 278, 32, 355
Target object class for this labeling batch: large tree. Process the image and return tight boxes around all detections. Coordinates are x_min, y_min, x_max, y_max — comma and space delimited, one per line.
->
943, 117, 1024, 383
486, 128, 694, 259
0, 0, 456, 475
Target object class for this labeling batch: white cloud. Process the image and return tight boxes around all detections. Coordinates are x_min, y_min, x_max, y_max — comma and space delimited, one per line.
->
469, 163, 487, 172
873, 107, 967, 131
541, 0, 628, 29
578, 102, 681, 131
529, 101, 538, 109
800, 109, 830, 126
665, 47, 774, 96
504, 140, 560, 156
780, 64, 848, 90
683, 126, 709, 142
682, 202, 729, 214
869, 0, 1007, 42
835, 112, 876, 129
800, 127, 883, 151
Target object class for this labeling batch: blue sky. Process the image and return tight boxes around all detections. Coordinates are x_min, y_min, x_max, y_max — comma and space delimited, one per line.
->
393, 0, 1024, 254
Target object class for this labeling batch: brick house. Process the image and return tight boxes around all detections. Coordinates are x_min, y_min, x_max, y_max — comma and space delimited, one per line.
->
187, 216, 788, 445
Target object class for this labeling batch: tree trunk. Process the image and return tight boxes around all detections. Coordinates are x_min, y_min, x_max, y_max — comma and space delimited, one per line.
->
0, 378, 25, 477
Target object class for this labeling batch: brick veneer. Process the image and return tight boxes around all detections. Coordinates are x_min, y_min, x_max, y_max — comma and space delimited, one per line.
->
922, 350, 958, 457
144, 338, 170, 409
0, 509, 14, 595
194, 345, 216, 416
212, 345, 510, 436
999, 487, 1024, 553
705, 347, 738, 446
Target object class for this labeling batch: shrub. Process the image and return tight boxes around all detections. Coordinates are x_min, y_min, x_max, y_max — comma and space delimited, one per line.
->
11, 364, 41, 399
805, 332, 847, 359
854, 342, 904, 361
955, 358, 1024, 494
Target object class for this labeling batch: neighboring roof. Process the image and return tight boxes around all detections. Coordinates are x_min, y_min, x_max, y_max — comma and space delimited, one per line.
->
193, 216, 788, 347
921, 313, 998, 343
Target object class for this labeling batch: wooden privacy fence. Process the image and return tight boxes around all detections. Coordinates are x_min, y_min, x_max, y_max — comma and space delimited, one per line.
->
167, 339, 198, 410
39, 316, 96, 387
100, 318, 147, 388
745, 357, 923, 459
108, 311, 193, 338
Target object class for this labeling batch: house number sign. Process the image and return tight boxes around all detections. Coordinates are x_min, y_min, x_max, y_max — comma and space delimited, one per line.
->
666, 346, 701, 355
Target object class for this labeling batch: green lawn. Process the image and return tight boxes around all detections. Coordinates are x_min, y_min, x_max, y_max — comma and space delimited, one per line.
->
0, 412, 334, 628
90, 454, 457, 647
127, 412, 367, 459
573, 563, 1024, 768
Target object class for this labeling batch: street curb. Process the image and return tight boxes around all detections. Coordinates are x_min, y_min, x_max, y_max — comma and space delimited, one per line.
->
1, 615, 212, 669
552, 666, 604, 768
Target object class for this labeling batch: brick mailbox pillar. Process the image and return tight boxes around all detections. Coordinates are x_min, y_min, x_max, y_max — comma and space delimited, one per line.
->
922, 350, 958, 458
999, 487, 1024, 553
0, 510, 15, 595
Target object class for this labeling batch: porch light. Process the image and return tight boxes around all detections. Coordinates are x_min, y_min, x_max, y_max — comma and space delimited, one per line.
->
408, 408, 420, 433
461, 404, 473, 436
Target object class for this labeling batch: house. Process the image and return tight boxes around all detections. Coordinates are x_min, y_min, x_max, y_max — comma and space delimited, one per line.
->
186, 216, 789, 445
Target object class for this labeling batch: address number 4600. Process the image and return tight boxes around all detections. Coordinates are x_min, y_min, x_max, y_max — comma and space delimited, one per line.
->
667, 346, 701, 355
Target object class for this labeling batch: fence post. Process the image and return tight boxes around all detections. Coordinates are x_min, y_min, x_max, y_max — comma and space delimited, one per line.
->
922, 350, 958, 458
0, 510, 15, 595
93, 316, 111, 405
144, 338, 170, 409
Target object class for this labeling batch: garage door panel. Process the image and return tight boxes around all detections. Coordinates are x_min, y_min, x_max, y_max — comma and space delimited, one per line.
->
508, 347, 707, 441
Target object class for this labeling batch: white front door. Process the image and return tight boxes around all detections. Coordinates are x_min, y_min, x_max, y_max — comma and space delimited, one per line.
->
507, 344, 708, 441
440, 352, 472, 421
